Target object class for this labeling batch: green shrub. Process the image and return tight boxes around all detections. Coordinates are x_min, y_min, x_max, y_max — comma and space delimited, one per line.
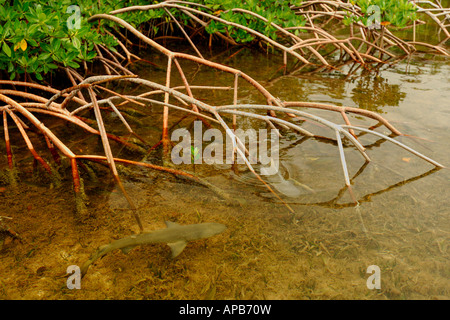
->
0, 0, 306, 81
202, 0, 306, 42
0, 0, 120, 81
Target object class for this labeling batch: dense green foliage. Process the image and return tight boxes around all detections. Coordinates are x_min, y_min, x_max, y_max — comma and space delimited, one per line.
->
0, 0, 305, 81
0, 0, 419, 82
112, 0, 306, 42
0, 0, 118, 81
200, 0, 306, 42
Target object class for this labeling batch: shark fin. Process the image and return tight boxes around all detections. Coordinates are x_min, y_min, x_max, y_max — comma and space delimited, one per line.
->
167, 240, 187, 258
165, 221, 180, 228
120, 246, 135, 254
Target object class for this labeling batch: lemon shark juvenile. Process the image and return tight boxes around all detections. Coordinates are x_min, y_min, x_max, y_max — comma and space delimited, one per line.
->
81, 221, 227, 276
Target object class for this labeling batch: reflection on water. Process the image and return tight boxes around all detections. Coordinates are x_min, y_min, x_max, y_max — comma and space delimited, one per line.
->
248, 53, 449, 201
350, 75, 406, 112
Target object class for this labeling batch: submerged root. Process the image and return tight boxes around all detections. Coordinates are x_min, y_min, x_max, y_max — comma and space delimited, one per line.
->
74, 176, 90, 221
71, 158, 90, 221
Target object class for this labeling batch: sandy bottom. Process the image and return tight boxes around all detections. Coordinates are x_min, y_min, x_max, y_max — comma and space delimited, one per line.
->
0, 166, 448, 300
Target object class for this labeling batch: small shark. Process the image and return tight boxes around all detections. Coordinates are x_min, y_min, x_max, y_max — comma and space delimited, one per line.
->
81, 221, 227, 276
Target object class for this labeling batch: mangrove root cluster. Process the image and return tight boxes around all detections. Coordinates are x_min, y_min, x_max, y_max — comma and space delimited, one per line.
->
0, 1, 447, 230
